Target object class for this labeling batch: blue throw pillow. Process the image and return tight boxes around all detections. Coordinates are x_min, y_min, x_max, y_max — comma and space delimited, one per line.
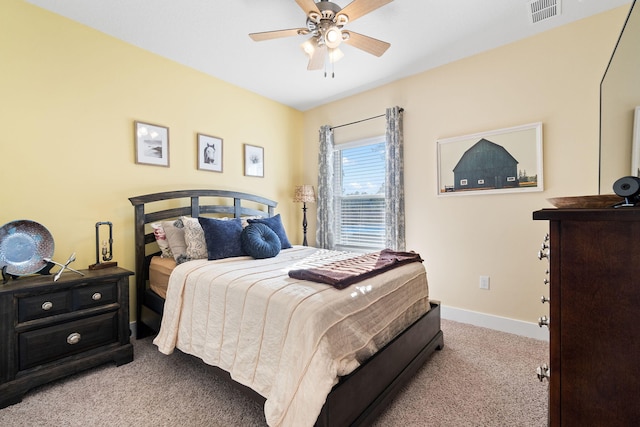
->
241, 223, 281, 259
197, 217, 245, 260
247, 214, 292, 249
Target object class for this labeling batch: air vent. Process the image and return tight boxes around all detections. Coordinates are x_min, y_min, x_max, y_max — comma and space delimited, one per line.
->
527, 0, 561, 24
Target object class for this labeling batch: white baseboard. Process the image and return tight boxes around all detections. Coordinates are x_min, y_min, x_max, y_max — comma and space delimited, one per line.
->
441, 305, 549, 341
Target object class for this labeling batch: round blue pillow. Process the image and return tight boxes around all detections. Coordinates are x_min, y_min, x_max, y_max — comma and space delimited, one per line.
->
241, 223, 281, 259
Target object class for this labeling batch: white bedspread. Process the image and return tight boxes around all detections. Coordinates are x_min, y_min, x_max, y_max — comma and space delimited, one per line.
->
153, 246, 429, 427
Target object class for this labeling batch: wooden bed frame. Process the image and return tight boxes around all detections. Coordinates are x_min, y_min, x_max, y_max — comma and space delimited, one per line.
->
129, 189, 444, 427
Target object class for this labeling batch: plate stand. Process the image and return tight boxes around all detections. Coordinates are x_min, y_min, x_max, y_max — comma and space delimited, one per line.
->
1, 262, 55, 285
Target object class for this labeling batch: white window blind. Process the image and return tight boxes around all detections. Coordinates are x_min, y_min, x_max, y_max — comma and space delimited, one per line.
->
334, 137, 386, 252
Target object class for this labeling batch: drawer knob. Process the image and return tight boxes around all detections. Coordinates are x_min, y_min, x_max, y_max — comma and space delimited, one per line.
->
538, 315, 549, 328
536, 364, 550, 381
541, 295, 550, 304
92, 292, 102, 301
537, 249, 549, 260
67, 332, 82, 345
41, 301, 53, 311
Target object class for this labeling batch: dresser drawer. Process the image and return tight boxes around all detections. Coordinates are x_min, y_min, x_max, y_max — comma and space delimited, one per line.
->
73, 281, 117, 310
17, 281, 118, 324
18, 291, 72, 323
18, 312, 118, 370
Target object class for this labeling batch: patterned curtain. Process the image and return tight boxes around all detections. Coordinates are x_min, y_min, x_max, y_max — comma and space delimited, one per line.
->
315, 125, 335, 249
385, 106, 406, 251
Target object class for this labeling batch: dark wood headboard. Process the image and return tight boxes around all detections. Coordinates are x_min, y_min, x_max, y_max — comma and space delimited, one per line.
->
128, 189, 277, 337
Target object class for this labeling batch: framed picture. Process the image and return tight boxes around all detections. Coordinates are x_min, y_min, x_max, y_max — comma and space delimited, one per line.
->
197, 133, 223, 172
437, 122, 543, 196
244, 144, 264, 177
134, 121, 169, 167
631, 106, 640, 177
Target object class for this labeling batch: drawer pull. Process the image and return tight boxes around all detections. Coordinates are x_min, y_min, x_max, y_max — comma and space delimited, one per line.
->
536, 364, 550, 381
541, 295, 550, 304
67, 332, 81, 345
538, 315, 549, 328
92, 292, 102, 301
41, 301, 53, 311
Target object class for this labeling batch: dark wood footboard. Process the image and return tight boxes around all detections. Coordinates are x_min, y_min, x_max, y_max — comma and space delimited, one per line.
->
170, 301, 443, 427
316, 301, 444, 427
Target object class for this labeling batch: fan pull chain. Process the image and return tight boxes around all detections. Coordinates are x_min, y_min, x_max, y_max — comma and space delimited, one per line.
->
323, 49, 335, 79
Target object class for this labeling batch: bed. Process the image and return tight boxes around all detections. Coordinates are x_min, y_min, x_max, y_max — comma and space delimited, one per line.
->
129, 189, 444, 427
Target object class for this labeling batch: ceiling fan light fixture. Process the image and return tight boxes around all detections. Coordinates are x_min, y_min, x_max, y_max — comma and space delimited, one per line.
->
329, 48, 344, 63
324, 26, 343, 49
250, 0, 393, 73
301, 38, 316, 56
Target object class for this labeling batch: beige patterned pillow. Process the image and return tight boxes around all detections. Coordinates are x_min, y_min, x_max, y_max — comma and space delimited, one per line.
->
183, 217, 208, 260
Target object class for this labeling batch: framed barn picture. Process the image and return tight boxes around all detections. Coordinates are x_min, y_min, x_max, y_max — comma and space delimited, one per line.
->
437, 122, 543, 196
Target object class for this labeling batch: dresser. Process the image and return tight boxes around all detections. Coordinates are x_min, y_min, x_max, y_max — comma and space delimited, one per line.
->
0, 267, 133, 408
533, 208, 640, 426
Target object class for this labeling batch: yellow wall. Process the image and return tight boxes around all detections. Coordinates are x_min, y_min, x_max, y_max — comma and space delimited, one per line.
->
0, 0, 303, 313
302, 7, 628, 324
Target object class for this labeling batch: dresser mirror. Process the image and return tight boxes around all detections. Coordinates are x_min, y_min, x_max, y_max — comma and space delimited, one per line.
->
600, 0, 640, 194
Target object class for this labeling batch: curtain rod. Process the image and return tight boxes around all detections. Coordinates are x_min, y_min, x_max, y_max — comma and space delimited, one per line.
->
330, 107, 404, 131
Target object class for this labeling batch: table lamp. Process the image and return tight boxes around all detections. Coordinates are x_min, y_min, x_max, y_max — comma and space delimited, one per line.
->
293, 185, 316, 246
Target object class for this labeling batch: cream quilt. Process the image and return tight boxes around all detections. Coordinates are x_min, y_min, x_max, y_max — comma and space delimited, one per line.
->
153, 246, 429, 427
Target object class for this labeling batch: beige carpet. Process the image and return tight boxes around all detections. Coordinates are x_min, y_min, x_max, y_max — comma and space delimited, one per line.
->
0, 320, 549, 426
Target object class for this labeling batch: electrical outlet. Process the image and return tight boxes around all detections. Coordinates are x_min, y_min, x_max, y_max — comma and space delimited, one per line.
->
479, 275, 490, 290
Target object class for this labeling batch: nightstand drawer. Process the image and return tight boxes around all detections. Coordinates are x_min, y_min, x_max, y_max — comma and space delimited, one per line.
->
18, 312, 118, 370
73, 282, 117, 310
18, 291, 72, 323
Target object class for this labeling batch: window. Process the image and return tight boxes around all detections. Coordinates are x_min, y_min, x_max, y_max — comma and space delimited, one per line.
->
333, 136, 386, 252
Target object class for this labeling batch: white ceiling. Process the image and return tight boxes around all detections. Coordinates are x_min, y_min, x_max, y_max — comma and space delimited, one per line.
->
25, 0, 631, 111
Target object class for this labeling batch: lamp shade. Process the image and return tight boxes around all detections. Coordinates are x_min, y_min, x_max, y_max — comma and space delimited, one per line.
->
293, 185, 316, 203
324, 26, 343, 49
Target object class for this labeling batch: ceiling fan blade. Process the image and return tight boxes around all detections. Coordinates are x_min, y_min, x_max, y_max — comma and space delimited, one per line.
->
295, 0, 320, 16
338, 0, 393, 23
343, 31, 390, 57
249, 28, 308, 42
308, 44, 327, 70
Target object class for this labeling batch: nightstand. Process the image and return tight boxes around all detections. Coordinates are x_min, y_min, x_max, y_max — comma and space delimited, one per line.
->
0, 267, 134, 408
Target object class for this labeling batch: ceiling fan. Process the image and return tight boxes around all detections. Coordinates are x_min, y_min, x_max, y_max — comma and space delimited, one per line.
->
249, 0, 393, 75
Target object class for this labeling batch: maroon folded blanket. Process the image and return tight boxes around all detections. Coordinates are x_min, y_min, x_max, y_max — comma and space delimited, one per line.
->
288, 249, 423, 289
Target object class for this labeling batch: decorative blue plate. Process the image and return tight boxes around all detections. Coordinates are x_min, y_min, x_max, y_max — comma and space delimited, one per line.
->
0, 220, 55, 276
